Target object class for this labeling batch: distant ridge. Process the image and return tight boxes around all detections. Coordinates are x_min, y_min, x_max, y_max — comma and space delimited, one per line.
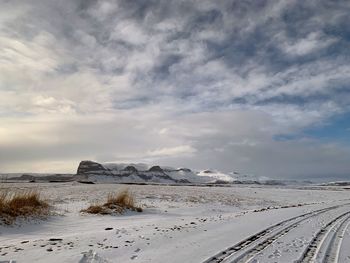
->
1, 161, 299, 186
75, 160, 192, 183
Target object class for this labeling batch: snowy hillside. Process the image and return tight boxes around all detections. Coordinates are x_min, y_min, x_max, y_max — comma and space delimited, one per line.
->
75, 160, 236, 184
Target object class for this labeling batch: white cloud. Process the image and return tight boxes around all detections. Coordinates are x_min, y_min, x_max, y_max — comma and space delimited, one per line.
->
147, 145, 197, 157
0, 33, 62, 90
32, 95, 76, 114
0, 0, 349, 179
278, 32, 338, 56
111, 21, 149, 46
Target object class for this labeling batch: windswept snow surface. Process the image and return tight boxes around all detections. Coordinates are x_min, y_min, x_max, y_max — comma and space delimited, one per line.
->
1, 183, 350, 263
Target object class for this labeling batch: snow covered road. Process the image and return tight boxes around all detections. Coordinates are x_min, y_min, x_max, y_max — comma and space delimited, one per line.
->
204, 202, 350, 263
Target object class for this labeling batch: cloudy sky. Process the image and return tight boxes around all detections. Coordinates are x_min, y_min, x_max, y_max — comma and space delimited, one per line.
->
1, 0, 350, 180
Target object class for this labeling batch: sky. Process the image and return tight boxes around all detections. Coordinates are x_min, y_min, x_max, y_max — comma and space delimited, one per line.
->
0, 0, 350, 180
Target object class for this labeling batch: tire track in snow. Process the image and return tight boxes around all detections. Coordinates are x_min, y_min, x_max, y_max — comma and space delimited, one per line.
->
202, 203, 350, 263
297, 211, 350, 263
324, 216, 350, 263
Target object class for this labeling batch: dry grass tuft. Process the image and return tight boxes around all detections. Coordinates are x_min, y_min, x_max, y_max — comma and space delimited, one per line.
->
81, 189, 143, 215
0, 190, 50, 225
83, 205, 110, 215
106, 189, 135, 208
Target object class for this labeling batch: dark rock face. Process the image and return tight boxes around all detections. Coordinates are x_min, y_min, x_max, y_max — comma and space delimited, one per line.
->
137, 172, 175, 182
75, 161, 186, 183
123, 166, 138, 173
177, 178, 191, 183
77, 160, 108, 175
148, 166, 164, 172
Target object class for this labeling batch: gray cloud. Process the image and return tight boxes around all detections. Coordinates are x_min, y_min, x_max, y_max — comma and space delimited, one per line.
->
0, 0, 350, 179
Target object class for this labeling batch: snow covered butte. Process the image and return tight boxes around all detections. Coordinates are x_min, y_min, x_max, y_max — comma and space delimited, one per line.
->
4, 161, 285, 185
75, 160, 249, 184
77, 160, 107, 175
75, 160, 195, 184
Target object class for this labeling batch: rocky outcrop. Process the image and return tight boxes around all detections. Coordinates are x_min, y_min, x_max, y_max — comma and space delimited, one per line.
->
77, 161, 108, 175
75, 160, 185, 183
148, 166, 164, 172
123, 166, 138, 173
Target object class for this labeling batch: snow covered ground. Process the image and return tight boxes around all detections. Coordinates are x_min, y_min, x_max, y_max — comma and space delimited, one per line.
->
1, 182, 350, 263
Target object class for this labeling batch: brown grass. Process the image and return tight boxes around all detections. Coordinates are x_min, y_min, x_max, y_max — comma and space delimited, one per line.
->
83, 205, 111, 215
81, 189, 142, 215
0, 190, 50, 225
106, 189, 135, 208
